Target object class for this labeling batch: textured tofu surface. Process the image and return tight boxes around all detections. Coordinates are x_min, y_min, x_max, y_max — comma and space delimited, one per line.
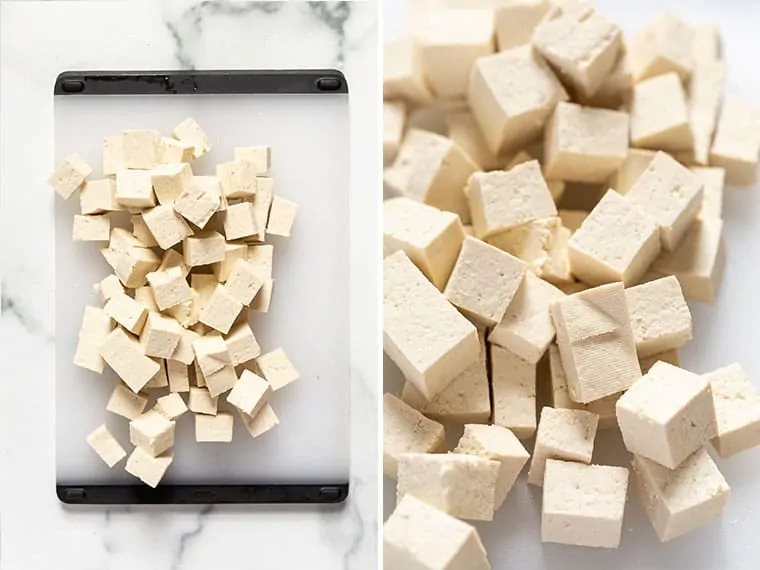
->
688, 60, 725, 165
86, 424, 127, 468
706, 363, 760, 457
630, 73, 693, 153
383, 36, 435, 106
609, 149, 656, 195
383, 394, 445, 478
709, 97, 760, 186
490, 344, 537, 439
629, 12, 694, 82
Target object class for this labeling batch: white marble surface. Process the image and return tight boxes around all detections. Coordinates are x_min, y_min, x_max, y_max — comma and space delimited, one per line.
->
0, 1, 379, 569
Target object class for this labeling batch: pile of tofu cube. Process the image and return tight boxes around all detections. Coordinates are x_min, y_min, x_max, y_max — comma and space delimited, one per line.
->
49, 118, 299, 487
383, 1, 760, 566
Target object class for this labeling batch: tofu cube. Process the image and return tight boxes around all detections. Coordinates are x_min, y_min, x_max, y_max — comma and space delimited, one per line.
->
445, 109, 506, 171
87, 424, 127, 468
247, 244, 274, 279
489, 272, 565, 364
542, 459, 629, 548
568, 189, 661, 286
383, 393, 446, 478
544, 102, 629, 183
172, 117, 211, 158
454, 424, 530, 510
174, 177, 221, 229
532, 1, 622, 99
252, 177, 273, 240
384, 251, 480, 401
468, 160, 557, 239
255, 347, 299, 391
384, 129, 478, 223
225, 322, 261, 366
99, 328, 160, 393
267, 196, 298, 238
384, 495, 490, 570
688, 60, 725, 166
224, 259, 264, 307
115, 169, 156, 208
383, 36, 435, 106
609, 148, 656, 195
397, 453, 500, 521
707, 363, 760, 457
417, 9, 494, 99
234, 146, 271, 174
122, 129, 159, 169
94, 274, 125, 303
193, 334, 231, 375
217, 159, 258, 199
74, 306, 114, 374
227, 369, 271, 416
692, 167, 725, 219
129, 410, 175, 457
106, 383, 149, 420
617, 361, 717, 468
627, 152, 704, 252
651, 218, 725, 303
204, 363, 238, 398
146, 266, 193, 311
212, 242, 248, 282
552, 282, 642, 403
582, 50, 633, 109
199, 285, 243, 334
104, 229, 160, 288
625, 276, 692, 358
103, 135, 125, 176
167, 359, 190, 392
528, 407, 599, 486
709, 97, 760, 186
188, 386, 218, 416
490, 344, 537, 439
144, 358, 168, 389
630, 73, 693, 153
195, 412, 234, 443
468, 46, 568, 154
493, 0, 550, 51
48, 154, 92, 199
154, 392, 188, 420
158, 136, 194, 164
183, 231, 226, 267
139, 312, 182, 359
103, 293, 148, 334
80, 178, 122, 214
444, 237, 527, 327
629, 12, 694, 82
383, 101, 406, 166
222, 202, 257, 241
239, 403, 280, 439
130, 214, 157, 247
125, 447, 173, 488
632, 449, 730, 542
142, 204, 192, 250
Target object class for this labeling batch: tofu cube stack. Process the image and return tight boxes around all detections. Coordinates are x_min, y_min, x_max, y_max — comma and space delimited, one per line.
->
50, 117, 301, 488
384, 4, 760, 565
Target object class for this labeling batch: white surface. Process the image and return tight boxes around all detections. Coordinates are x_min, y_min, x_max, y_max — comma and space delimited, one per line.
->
384, 1, 760, 569
0, 1, 378, 569
55, 94, 350, 485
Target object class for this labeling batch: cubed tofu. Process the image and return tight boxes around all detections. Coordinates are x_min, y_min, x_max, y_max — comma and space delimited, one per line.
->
707, 363, 760, 458
173, 117, 211, 158
139, 312, 182, 359
582, 50, 633, 109
213, 242, 249, 282
87, 424, 127, 468
225, 322, 261, 366
195, 412, 234, 442
255, 347, 299, 391
542, 459, 629, 548
224, 259, 264, 307
183, 231, 226, 267
103, 293, 148, 334
625, 276, 692, 358
104, 229, 161, 288
617, 361, 717, 468
568, 189, 661, 286
397, 453, 500, 521
384, 129, 477, 223
174, 180, 221, 230
632, 449, 730, 541
144, 358, 168, 389
692, 167, 725, 219
129, 410, 175, 457
80, 178, 122, 214
252, 177, 274, 241
609, 148, 656, 195
193, 334, 231, 376
544, 102, 629, 183
106, 383, 149, 420
709, 97, 760, 186
491, 344, 537, 439
234, 146, 271, 174
532, 1, 622, 99
247, 244, 274, 279
73, 306, 114, 374
158, 137, 194, 164
49, 154, 92, 199
125, 447, 173, 488
99, 327, 160, 393
115, 169, 156, 208
384, 101, 407, 166
454, 424, 529, 510
216, 159, 258, 199
147, 266, 193, 311
251, 279, 274, 313
267, 196, 298, 238
384, 495, 490, 570
652, 218, 725, 303
131, 214, 157, 247
687, 61, 725, 166
227, 369, 271, 417
552, 282, 642, 403
384, 251, 480, 401
122, 129, 159, 169
204, 363, 238, 398
630, 73, 693, 153
238, 403, 280, 439
159, 248, 190, 277
223, 202, 258, 241
188, 386, 218, 416
629, 12, 694, 82
492, 0, 550, 51
384, 36, 435, 106
468, 45, 568, 154
141, 204, 192, 250
199, 285, 243, 334
72, 214, 110, 242
94, 274, 125, 304
103, 135, 126, 176
468, 160, 557, 239
445, 109, 506, 171
528, 407, 599, 486
417, 9, 494, 99
167, 359, 190, 392
154, 392, 188, 420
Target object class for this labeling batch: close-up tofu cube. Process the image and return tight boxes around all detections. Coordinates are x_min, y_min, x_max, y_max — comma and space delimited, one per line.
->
223, 202, 258, 241
688, 60, 725, 166
443, 237, 527, 327
468, 160, 557, 239
193, 334, 231, 376
608, 149, 656, 195
709, 97, 760, 186
706, 363, 760, 457
581, 50, 633, 109
141, 204, 192, 250
384, 251, 480, 401
384, 129, 478, 223
151, 163, 193, 205
692, 167, 726, 219
255, 347, 299, 391
227, 369, 271, 417
396, 453, 500, 522
454, 424, 530, 510
383, 36, 434, 106
617, 361, 717, 468
154, 392, 188, 420
628, 12, 694, 82
172, 117, 211, 158
102, 135, 125, 176
73, 305, 113, 374
195, 412, 234, 443
48, 154, 92, 199
627, 152, 704, 252
188, 386, 218, 416
252, 177, 274, 241
203, 362, 238, 398
267, 196, 298, 238
224, 259, 264, 306
139, 312, 182, 359
552, 282, 642, 403
103, 293, 148, 334
383, 100, 406, 166
174, 177, 222, 229
568, 189, 661, 286
212, 242, 248, 282
94, 274, 125, 303
632, 449, 730, 542
468, 45, 568, 155
122, 129, 159, 169
625, 276, 692, 358
250, 279, 274, 313
99, 327, 160, 393
130, 214, 158, 247
167, 359, 190, 392
86, 424, 127, 468
543, 102, 629, 183
106, 383, 149, 420
238, 403, 280, 440
445, 109, 506, 171
125, 447, 173, 488
216, 159, 258, 199
225, 322, 261, 366
527, 406, 599, 487
492, 0, 551, 51
80, 178, 121, 215
129, 410, 175, 457
542, 459, 629, 549
158, 136, 194, 164
531, 1, 622, 99
490, 344, 537, 439
146, 266, 193, 311
115, 169, 156, 208
234, 146, 271, 174
630, 72, 693, 153
183, 231, 226, 267
417, 9, 494, 99
199, 285, 243, 334
489, 272, 565, 364
247, 244, 274, 278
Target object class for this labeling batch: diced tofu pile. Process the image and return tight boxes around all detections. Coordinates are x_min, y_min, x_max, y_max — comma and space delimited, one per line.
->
384, 4, 760, 564
51, 118, 301, 488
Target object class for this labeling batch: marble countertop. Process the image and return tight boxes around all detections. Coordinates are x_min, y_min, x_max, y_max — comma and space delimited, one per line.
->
0, 1, 378, 569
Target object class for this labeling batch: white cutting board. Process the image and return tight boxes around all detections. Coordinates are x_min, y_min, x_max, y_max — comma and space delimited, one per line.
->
55, 91, 350, 487
385, 1, 760, 568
